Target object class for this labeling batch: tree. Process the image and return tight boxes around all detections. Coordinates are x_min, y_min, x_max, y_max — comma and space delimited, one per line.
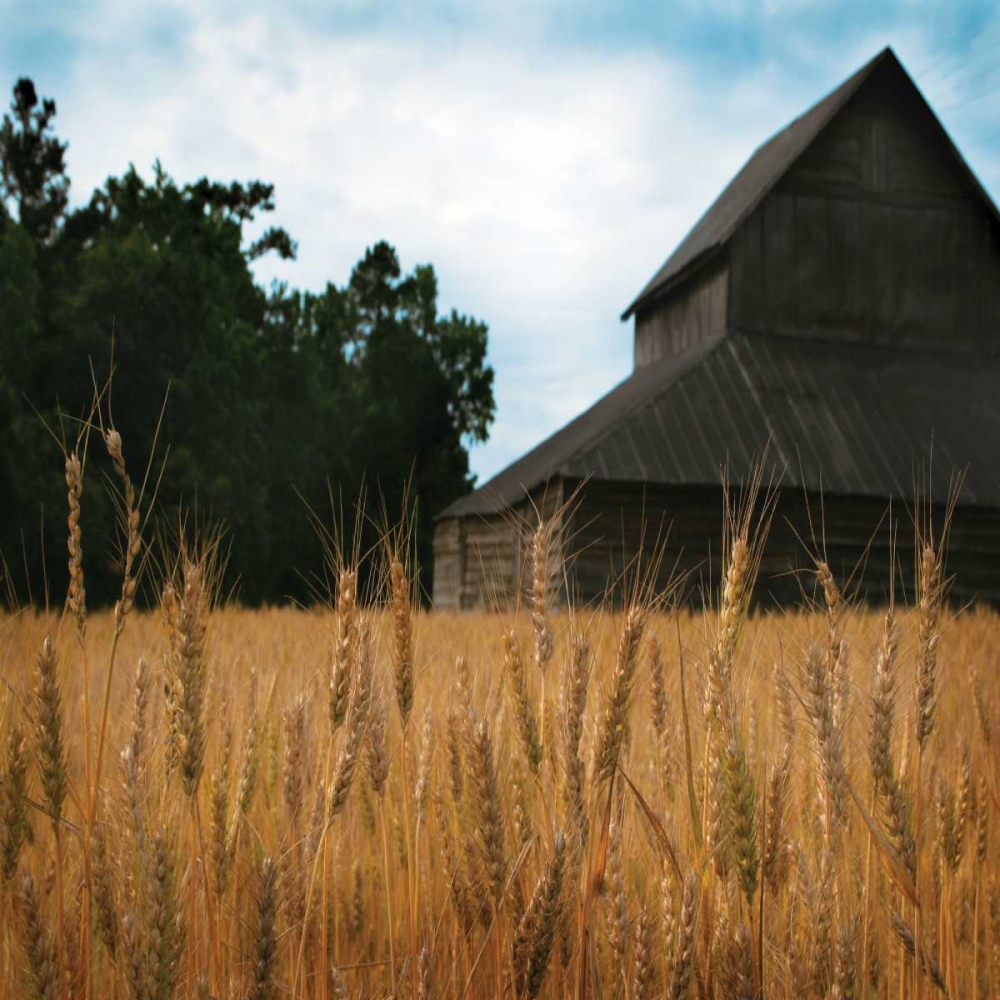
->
53, 165, 297, 601
0, 75, 494, 607
0, 78, 69, 243
431, 310, 494, 444
0, 223, 45, 588
0, 158, 300, 604
265, 242, 496, 598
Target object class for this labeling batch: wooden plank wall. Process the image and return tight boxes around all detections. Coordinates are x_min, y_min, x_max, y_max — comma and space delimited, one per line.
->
634, 260, 728, 368
564, 479, 1000, 608
728, 61, 1000, 354
436, 478, 1000, 609
461, 515, 519, 609
431, 517, 464, 609
432, 482, 569, 610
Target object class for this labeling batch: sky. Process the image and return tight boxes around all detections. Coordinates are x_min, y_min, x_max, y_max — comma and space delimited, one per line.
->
2, 0, 999, 485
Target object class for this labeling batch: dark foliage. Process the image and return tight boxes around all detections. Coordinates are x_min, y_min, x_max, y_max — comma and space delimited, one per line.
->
0, 78, 495, 607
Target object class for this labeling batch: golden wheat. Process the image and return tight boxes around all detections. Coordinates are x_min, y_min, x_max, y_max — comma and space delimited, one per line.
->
1, 444, 999, 1000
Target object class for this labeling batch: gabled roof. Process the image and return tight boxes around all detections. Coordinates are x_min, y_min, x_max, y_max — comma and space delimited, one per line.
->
440, 47, 1000, 522
621, 46, 1000, 320
441, 333, 1000, 518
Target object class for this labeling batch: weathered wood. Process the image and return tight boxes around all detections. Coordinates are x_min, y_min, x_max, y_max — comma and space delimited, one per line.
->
431, 480, 572, 610
432, 517, 464, 609
564, 479, 1000, 609
435, 471, 1000, 611
728, 57, 1000, 352
634, 260, 727, 367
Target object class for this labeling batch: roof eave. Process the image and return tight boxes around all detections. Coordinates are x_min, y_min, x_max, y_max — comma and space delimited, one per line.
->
435, 464, 575, 521
620, 245, 726, 321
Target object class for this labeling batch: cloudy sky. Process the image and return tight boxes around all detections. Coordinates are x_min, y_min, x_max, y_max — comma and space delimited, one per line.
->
2, 0, 998, 484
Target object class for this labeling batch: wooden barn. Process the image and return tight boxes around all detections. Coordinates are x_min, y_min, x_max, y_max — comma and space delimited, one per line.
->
432, 47, 1000, 609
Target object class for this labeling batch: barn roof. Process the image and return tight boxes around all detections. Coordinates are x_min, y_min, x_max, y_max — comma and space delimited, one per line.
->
441, 333, 1000, 518
621, 46, 1000, 320
440, 47, 1000, 522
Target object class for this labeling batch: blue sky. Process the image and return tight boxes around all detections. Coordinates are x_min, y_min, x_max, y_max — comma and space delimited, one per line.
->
2, 0, 998, 484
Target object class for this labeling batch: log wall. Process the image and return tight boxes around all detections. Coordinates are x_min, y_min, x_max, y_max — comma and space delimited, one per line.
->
434, 476, 1000, 609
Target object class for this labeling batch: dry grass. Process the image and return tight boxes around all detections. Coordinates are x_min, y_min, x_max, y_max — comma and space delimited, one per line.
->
0, 432, 999, 1000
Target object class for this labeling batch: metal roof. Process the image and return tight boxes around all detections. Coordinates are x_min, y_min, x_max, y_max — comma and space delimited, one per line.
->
621, 46, 1000, 320
439, 47, 1000, 522
441, 333, 1000, 518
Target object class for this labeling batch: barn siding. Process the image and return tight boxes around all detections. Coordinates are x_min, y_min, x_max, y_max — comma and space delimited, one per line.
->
564, 479, 1000, 608
432, 482, 568, 610
436, 477, 1000, 611
634, 261, 728, 368
459, 515, 518, 609
728, 62, 1000, 354
431, 517, 464, 609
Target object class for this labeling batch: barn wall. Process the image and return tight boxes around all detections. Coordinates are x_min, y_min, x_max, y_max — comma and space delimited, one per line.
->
728, 61, 1000, 354
634, 260, 728, 368
431, 511, 519, 609
432, 510, 521, 610
437, 480, 1000, 609
564, 479, 1000, 607
431, 481, 569, 610
460, 514, 519, 609
431, 517, 465, 609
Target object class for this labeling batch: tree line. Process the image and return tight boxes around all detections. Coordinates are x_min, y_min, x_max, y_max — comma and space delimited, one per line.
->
0, 78, 496, 606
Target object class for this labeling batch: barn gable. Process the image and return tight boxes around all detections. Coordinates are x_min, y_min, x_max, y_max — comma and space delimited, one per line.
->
729, 51, 1000, 353
629, 47, 1000, 366
622, 48, 883, 322
622, 48, 1000, 332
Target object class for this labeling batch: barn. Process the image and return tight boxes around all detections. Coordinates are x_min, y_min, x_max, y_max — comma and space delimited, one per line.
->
432, 47, 1000, 609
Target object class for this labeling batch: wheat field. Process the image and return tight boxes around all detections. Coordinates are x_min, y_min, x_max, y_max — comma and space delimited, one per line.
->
1, 435, 999, 1000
